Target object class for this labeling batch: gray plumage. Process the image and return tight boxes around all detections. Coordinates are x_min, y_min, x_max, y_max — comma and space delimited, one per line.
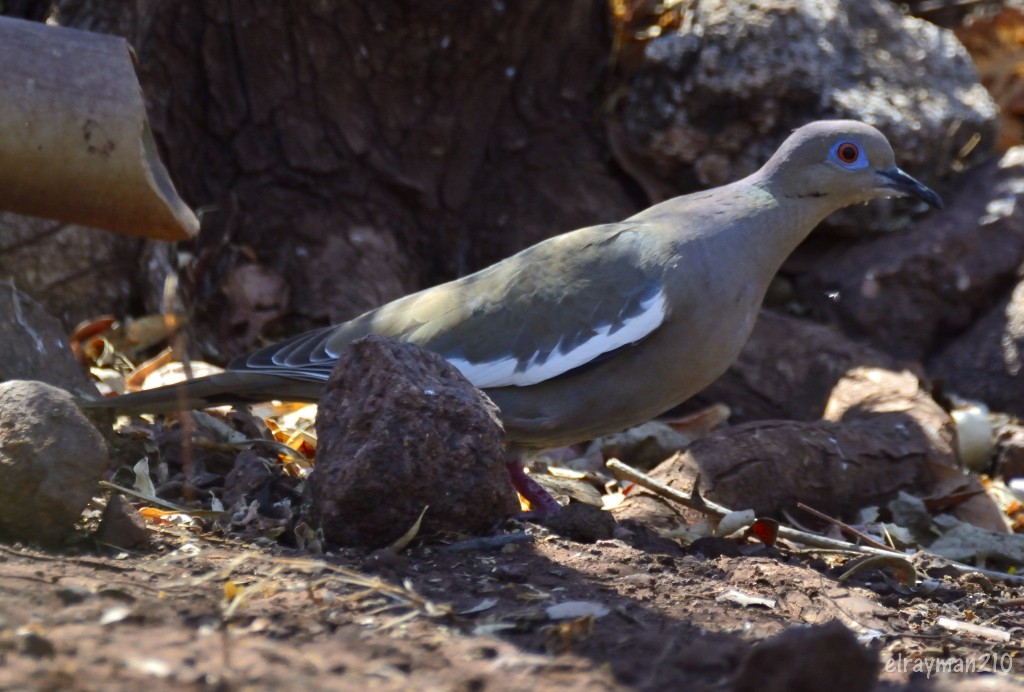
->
95, 120, 941, 449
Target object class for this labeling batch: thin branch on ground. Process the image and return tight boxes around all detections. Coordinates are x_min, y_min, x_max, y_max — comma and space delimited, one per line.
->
606, 458, 1024, 586
796, 501, 892, 551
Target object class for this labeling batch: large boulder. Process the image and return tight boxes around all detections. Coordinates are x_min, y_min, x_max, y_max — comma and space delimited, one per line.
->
609, 0, 997, 234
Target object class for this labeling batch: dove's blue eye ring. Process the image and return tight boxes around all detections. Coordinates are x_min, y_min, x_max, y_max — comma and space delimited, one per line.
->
830, 140, 867, 169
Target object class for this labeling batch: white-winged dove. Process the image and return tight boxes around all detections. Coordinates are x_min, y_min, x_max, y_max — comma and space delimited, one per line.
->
97, 120, 941, 515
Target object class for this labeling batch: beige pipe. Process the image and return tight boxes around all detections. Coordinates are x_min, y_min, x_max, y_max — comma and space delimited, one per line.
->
0, 16, 198, 241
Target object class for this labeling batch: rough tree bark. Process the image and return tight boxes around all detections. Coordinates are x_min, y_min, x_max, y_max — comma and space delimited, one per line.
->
46, 0, 637, 357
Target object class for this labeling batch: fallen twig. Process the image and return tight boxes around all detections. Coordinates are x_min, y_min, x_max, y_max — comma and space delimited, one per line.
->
606, 459, 1024, 585
442, 532, 534, 552
936, 616, 1011, 642
837, 554, 918, 585
98, 480, 221, 516
606, 458, 730, 517
797, 501, 892, 551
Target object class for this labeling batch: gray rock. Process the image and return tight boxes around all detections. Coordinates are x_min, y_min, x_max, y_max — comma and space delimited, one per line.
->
610, 0, 997, 233
311, 335, 519, 547
0, 380, 109, 545
0, 283, 99, 400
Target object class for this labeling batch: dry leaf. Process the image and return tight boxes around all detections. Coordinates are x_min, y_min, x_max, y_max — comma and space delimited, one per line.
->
716, 589, 776, 609
662, 403, 730, 437
99, 605, 132, 625
957, 7, 1024, 149
389, 505, 429, 552
458, 598, 499, 616
545, 601, 610, 620
716, 509, 756, 537
132, 458, 156, 497
929, 515, 1024, 565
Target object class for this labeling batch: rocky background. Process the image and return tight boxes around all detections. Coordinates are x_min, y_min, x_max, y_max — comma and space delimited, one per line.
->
0, 0, 1019, 414
3, 1, 1024, 690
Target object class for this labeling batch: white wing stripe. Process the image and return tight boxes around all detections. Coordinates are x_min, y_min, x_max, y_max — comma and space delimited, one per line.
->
448, 290, 667, 388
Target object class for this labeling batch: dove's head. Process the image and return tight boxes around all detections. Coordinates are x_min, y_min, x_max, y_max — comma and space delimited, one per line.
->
761, 120, 942, 211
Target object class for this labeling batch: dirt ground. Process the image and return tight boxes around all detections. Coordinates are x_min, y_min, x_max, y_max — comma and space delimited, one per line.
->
1, 509, 1022, 691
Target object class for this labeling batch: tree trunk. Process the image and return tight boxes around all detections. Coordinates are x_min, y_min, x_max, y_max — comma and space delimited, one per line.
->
52, 0, 637, 356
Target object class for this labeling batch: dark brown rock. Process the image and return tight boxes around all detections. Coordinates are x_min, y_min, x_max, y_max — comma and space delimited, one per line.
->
94, 494, 152, 551
621, 366, 959, 524
793, 147, 1024, 362
734, 620, 879, 692
541, 502, 617, 543
0, 380, 109, 545
222, 449, 275, 510
929, 277, 1024, 417
628, 354, 1009, 530
995, 424, 1024, 480
16, 630, 56, 660
312, 335, 518, 547
636, 419, 934, 521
